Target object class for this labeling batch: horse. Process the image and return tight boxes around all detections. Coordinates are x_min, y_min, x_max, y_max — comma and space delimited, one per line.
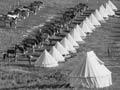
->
7, 11, 20, 20
9, 17, 17, 28
14, 8, 30, 20
32, 1, 43, 10
2, 47, 17, 61
2, 52, 8, 60
23, 5, 37, 15
0, 15, 17, 28
14, 44, 26, 53
22, 38, 39, 47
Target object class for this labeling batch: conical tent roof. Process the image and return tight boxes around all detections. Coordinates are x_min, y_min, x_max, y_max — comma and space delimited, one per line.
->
108, 0, 117, 11
106, 3, 115, 16
66, 33, 79, 48
60, 37, 76, 53
35, 49, 58, 67
104, 3, 112, 16
88, 51, 112, 75
69, 51, 103, 78
49, 46, 65, 62
85, 17, 96, 31
75, 24, 87, 37
80, 21, 93, 33
55, 41, 69, 56
70, 28, 85, 42
105, 3, 111, 16
105, 3, 115, 16
94, 9, 104, 21
87, 51, 104, 65
87, 51, 112, 77
73, 25, 83, 38
87, 51, 112, 87
89, 13, 101, 26
99, 5, 109, 18
69, 51, 112, 88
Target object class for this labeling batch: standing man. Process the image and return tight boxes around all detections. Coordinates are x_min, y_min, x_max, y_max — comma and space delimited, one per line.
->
26, 55, 33, 66
107, 46, 111, 57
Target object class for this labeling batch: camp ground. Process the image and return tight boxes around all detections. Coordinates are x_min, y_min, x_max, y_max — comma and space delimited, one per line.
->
0, 0, 120, 90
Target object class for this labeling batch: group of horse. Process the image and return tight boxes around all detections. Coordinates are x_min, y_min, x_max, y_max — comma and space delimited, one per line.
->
0, 1, 43, 28
2, 3, 89, 63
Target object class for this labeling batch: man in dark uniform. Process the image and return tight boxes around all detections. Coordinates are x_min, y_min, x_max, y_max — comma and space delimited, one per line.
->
107, 47, 111, 57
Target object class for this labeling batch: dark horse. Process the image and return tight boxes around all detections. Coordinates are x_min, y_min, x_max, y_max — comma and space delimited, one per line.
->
14, 44, 27, 53
2, 43, 27, 60
2, 47, 16, 61
2, 43, 29, 61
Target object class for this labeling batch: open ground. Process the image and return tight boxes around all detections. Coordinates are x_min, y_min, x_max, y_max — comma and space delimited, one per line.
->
0, 0, 120, 90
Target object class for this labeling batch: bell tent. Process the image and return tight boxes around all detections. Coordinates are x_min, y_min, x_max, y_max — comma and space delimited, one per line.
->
108, 0, 117, 11
89, 13, 101, 26
35, 49, 59, 67
99, 5, 109, 19
94, 9, 104, 21
55, 41, 69, 56
80, 21, 93, 33
70, 28, 85, 43
49, 46, 65, 62
75, 24, 87, 38
66, 33, 79, 48
69, 51, 112, 88
60, 37, 76, 53
85, 17, 96, 31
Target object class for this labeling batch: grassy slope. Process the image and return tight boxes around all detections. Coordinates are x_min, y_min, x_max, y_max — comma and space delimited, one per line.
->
0, 0, 120, 90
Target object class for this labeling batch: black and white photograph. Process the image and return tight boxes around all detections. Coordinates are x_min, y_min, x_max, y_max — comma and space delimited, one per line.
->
0, 0, 119, 90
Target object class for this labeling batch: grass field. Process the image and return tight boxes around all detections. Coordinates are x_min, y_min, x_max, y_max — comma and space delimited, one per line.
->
0, 0, 120, 90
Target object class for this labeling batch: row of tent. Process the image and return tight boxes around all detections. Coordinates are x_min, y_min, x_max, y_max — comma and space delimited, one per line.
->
69, 0, 118, 88
34, 0, 117, 88
34, 0, 117, 68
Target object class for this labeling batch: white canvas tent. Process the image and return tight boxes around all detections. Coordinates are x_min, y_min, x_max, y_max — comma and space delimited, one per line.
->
104, 4, 110, 17
87, 51, 112, 87
108, 0, 117, 11
49, 46, 65, 62
75, 24, 87, 38
89, 13, 101, 26
87, 51, 104, 65
94, 9, 104, 21
99, 5, 109, 19
85, 17, 96, 31
55, 41, 69, 56
70, 28, 85, 43
105, 3, 115, 16
69, 51, 112, 88
35, 49, 58, 67
66, 33, 79, 48
108, 2, 116, 15
80, 21, 93, 33
60, 37, 76, 53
